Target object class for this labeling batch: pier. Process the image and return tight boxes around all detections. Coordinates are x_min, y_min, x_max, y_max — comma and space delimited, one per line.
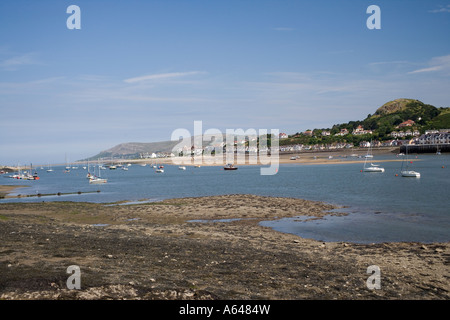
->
400, 144, 449, 154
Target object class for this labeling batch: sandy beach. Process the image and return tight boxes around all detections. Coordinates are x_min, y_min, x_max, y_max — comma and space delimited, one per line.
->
0, 190, 448, 300
129, 147, 404, 167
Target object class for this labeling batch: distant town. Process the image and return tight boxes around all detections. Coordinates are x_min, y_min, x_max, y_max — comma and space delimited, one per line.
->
136, 125, 450, 160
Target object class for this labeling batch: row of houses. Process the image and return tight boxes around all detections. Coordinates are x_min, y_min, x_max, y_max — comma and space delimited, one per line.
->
413, 131, 450, 145
359, 140, 410, 148
281, 121, 449, 140
280, 142, 354, 152
390, 130, 421, 138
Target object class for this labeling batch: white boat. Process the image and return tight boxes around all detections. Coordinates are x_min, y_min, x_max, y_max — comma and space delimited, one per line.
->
155, 168, 164, 173
89, 176, 108, 184
363, 141, 384, 172
400, 145, 420, 178
179, 166, 186, 170
364, 163, 385, 172
89, 163, 108, 184
401, 170, 420, 178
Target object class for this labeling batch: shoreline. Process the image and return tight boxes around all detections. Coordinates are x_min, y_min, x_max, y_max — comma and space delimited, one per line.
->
0, 194, 448, 300
114, 148, 407, 167
3, 147, 401, 168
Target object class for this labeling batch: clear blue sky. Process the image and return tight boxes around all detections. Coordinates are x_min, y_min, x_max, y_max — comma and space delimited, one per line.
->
1, 0, 449, 164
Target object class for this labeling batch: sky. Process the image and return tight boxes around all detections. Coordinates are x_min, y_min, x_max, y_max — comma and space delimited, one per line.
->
1, 0, 450, 165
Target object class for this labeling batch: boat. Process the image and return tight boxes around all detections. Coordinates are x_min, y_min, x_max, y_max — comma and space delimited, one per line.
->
363, 141, 384, 172
401, 170, 420, 178
89, 176, 108, 184
30, 164, 40, 180
363, 163, 385, 173
89, 163, 108, 184
178, 166, 186, 170
401, 146, 420, 178
155, 168, 164, 173
224, 163, 238, 170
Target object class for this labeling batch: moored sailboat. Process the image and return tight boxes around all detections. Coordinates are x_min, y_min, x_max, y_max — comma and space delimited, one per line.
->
401, 145, 420, 178
89, 163, 108, 184
362, 142, 384, 172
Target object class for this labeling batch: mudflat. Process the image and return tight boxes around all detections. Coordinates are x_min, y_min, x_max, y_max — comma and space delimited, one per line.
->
0, 194, 448, 300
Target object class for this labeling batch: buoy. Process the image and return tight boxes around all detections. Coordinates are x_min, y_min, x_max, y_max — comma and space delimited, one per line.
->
395, 174, 398, 176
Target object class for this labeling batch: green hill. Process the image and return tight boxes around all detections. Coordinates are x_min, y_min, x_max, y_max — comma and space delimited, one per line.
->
365, 98, 443, 131
280, 98, 449, 147
331, 98, 449, 137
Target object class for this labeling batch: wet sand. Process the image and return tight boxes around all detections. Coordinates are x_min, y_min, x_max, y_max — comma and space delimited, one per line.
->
134, 147, 403, 167
0, 193, 448, 300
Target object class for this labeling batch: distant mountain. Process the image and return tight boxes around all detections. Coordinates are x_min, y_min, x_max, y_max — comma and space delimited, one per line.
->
84, 134, 228, 161
85, 140, 180, 161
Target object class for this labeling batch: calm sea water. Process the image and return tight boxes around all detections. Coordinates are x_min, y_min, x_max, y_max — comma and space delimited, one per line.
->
2, 154, 449, 243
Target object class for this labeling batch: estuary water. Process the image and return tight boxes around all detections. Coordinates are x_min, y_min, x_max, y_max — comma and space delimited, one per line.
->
2, 154, 449, 243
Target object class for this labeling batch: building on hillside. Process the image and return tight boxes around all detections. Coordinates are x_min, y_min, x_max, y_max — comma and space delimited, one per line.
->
334, 128, 349, 136
397, 120, 415, 128
352, 125, 372, 135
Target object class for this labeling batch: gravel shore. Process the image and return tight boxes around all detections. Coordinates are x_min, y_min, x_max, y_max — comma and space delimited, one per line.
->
0, 194, 448, 300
